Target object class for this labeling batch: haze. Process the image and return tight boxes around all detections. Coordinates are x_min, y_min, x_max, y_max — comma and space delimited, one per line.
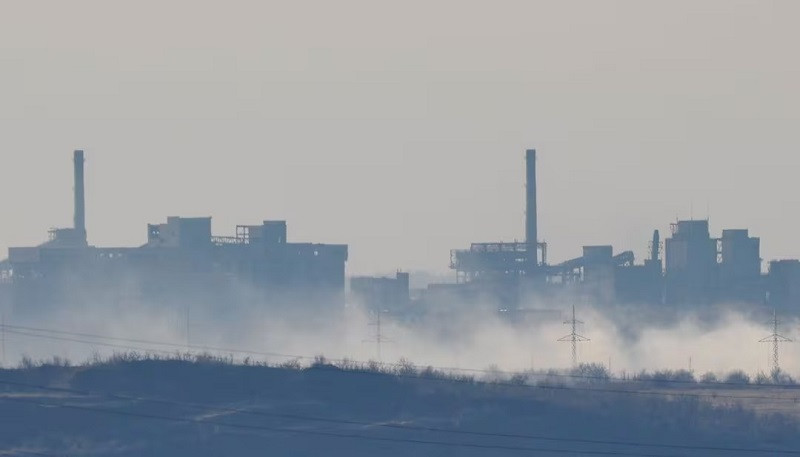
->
1, 0, 799, 275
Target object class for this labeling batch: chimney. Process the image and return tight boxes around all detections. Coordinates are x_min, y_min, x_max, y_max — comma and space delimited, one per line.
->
73, 150, 86, 242
526, 149, 538, 269
652, 230, 660, 262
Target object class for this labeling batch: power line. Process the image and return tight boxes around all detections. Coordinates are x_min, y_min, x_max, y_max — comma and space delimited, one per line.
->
759, 309, 792, 374
0, 323, 306, 360
5, 324, 800, 397
362, 310, 392, 362
4, 335, 800, 453
0, 450, 61, 457
4, 328, 186, 357
1, 311, 5, 367
1, 378, 798, 456
6, 327, 795, 403
1, 396, 682, 457
558, 305, 589, 367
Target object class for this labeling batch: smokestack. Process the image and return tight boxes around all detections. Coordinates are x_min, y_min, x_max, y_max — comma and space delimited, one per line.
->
73, 150, 86, 241
652, 230, 660, 262
526, 149, 538, 268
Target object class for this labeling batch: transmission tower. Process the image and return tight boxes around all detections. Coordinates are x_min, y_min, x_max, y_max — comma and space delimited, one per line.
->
1, 312, 5, 367
363, 309, 392, 362
759, 309, 792, 374
558, 305, 590, 368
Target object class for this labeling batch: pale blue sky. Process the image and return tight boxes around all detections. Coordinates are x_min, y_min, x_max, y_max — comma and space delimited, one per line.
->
1, 0, 798, 274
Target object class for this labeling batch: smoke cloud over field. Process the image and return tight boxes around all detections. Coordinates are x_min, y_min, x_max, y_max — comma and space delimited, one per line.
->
2, 286, 795, 379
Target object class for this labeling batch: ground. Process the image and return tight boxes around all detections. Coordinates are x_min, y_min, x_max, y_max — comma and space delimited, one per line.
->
0, 358, 799, 456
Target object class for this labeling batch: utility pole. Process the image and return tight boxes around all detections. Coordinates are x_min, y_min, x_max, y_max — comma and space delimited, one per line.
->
186, 305, 191, 347
558, 305, 590, 368
1, 312, 5, 367
759, 309, 792, 375
374, 311, 383, 361
363, 309, 392, 362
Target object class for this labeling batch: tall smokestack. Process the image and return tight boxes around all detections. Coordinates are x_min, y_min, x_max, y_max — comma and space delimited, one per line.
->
73, 150, 86, 241
651, 230, 660, 262
526, 149, 538, 269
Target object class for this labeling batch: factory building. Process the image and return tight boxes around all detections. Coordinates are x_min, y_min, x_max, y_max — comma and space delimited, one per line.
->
446, 150, 547, 308
719, 229, 763, 303
614, 231, 664, 304
664, 222, 764, 305
440, 148, 796, 312
3, 147, 800, 317
450, 150, 546, 283
664, 220, 719, 304
350, 272, 410, 313
0, 151, 348, 314
445, 149, 664, 308
767, 260, 800, 310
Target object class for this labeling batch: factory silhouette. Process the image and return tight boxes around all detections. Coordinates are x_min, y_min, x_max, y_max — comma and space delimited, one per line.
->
1, 149, 798, 318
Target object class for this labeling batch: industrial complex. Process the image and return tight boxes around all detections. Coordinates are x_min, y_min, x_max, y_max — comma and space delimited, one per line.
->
1, 149, 799, 317
0, 151, 348, 313
354, 150, 800, 315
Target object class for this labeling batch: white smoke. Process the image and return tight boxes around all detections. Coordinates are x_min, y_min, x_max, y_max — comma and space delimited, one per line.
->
3, 287, 795, 380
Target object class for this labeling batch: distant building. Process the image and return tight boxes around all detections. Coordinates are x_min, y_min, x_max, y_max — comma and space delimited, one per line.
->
4, 147, 800, 317
440, 152, 786, 311
664, 222, 765, 305
768, 260, 800, 310
665, 220, 719, 304
0, 151, 348, 314
719, 229, 763, 303
350, 272, 410, 313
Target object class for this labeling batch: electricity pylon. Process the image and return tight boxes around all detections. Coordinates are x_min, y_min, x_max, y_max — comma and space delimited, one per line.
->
759, 309, 792, 374
558, 305, 590, 368
363, 309, 392, 362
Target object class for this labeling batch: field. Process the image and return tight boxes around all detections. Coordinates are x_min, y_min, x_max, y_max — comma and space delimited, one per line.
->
1, 355, 799, 456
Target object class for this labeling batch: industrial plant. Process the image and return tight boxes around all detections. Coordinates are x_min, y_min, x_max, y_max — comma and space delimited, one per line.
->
0, 151, 348, 313
353, 150, 800, 315
1, 149, 799, 317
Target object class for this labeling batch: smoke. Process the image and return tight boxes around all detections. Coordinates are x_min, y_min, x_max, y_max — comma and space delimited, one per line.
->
3, 282, 795, 380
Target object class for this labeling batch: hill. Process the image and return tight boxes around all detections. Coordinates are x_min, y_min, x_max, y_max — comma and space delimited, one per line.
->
1, 356, 799, 456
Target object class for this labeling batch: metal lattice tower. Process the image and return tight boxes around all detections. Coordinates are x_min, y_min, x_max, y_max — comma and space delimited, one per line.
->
1, 312, 5, 367
363, 310, 392, 362
558, 305, 590, 368
759, 309, 792, 374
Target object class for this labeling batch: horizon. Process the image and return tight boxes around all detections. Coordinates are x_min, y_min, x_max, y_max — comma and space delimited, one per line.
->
2, 1, 800, 275
0, 148, 796, 276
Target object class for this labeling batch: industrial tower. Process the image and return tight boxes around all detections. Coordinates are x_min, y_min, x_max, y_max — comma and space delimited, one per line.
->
759, 309, 792, 375
558, 305, 590, 368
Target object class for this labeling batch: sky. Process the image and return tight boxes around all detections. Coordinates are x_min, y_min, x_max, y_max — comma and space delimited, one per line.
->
0, 0, 798, 275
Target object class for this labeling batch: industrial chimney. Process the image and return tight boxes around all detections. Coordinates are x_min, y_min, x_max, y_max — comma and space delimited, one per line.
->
651, 230, 660, 263
526, 149, 538, 270
73, 150, 86, 242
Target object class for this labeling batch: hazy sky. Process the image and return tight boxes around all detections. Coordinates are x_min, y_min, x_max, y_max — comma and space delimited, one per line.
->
1, 0, 798, 275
